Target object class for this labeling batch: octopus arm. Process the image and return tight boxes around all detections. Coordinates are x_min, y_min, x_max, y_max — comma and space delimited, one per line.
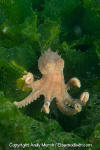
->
13, 90, 41, 108
56, 92, 89, 115
74, 92, 89, 106
66, 77, 81, 90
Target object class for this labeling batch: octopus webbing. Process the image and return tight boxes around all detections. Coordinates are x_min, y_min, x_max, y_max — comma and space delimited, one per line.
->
14, 50, 89, 115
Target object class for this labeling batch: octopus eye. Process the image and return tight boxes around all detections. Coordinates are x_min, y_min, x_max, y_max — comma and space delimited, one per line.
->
57, 59, 64, 67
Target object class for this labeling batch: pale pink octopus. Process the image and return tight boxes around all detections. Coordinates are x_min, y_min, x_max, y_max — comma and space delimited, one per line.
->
14, 50, 89, 115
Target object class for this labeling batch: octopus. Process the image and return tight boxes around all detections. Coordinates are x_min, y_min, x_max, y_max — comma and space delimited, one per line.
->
14, 50, 89, 115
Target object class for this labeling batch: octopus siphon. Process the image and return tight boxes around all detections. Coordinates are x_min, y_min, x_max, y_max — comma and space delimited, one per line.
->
14, 50, 89, 115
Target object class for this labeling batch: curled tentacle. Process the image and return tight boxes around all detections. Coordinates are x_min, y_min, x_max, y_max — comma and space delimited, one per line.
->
56, 92, 89, 115
66, 77, 81, 90
13, 90, 41, 108
74, 92, 89, 106
22, 72, 34, 88
22, 72, 43, 91
56, 100, 82, 116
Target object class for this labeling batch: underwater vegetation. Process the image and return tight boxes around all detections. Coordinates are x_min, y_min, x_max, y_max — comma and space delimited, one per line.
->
0, 0, 100, 150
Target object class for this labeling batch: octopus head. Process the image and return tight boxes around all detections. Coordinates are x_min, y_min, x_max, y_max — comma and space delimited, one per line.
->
38, 50, 64, 74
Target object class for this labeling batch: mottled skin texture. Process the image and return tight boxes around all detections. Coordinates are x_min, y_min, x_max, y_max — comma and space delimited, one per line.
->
14, 50, 89, 115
